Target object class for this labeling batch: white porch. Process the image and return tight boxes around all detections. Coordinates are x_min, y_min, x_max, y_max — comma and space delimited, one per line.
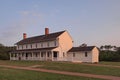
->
10, 51, 65, 61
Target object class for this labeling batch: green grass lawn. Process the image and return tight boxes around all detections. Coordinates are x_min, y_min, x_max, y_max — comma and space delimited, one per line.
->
0, 67, 103, 80
100, 61, 120, 66
0, 60, 120, 77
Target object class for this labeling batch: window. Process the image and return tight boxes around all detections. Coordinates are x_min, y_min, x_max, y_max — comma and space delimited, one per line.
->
85, 52, 88, 57
41, 43, 43, 47
11, 53, 14, 57
47, 42, 49, 47
53, 52, 57, 57
63, 52, 65, 57
15, 53, 17, 57
18, 46, 19, 49
73, 53, 75, 57
54, 41, 56, 46
26, 45, 28, 49
47, 52, 50, 57
30, 53, 32, 57
22, 53, 24, 57
22, 45, 23, 49
41, 52, 43, 57
36, 43, 37, 48
35, 53, 38, 57
31, 44, 32, 49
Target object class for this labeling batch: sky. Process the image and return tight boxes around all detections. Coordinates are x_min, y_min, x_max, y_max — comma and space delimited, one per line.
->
0, 0, 120, 47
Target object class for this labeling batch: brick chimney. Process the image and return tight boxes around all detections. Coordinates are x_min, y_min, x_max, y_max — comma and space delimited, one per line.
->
45, 28, 49, 35
23, 33, 27, 39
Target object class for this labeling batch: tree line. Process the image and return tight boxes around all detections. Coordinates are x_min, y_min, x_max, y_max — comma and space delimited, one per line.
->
0, 43, 15, 60
99, 45, 120, 61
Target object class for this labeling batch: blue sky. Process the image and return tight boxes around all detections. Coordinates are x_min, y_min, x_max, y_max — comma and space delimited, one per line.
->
0, 0, 120, 47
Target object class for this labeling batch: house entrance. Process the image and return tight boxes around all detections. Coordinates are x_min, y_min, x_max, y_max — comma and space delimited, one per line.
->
53, 51, 57, 57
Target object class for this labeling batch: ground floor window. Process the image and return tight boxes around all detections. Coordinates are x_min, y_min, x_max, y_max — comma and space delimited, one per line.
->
15, 53, 17, 57
41, 52, 44, 57
73, 53, 75, 57
63, 52, 65, 57
47, 52, 50, 57
22, 53, 24, 57
11, 53, 14, 57
85, 52, 88, 57
53, 52, 57, 57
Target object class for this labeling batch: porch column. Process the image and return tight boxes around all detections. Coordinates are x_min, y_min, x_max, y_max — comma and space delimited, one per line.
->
45, 51, 47, 61
39, 52, 41, 61
17, 53, 19, 60
32, 52, 34, 60
19, 53, 21, 60
9, 53, 12, 60
23, 52, 25, 60
51, 51, 53, 61
25, 52, 28, 60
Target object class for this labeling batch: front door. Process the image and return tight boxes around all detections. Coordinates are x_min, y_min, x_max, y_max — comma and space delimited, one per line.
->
26, 53, 28, 59
53, 51, 57, 57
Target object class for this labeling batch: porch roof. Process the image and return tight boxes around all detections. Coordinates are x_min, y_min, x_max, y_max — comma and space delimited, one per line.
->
11, 47, 57, 53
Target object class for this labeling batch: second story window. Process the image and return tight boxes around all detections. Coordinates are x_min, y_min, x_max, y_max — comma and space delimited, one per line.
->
54, 41, 56, 46
26, 45, 28, 49
36, 43, 37, 48
47, 42, 49, 47
22, 45, 23, 49
41, 43, 43, 48
31, 44, 32, 49
18, 46, 19, 49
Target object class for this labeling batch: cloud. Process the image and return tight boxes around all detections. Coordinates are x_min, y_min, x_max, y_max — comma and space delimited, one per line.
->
19, 11, 30, 16
19, 10, 42, 19
0, 10, 44, 46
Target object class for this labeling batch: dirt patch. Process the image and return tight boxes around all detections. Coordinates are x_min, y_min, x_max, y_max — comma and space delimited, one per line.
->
29, 65, 43, 68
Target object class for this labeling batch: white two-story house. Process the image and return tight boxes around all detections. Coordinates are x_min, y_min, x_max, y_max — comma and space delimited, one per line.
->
10, 28, 73, 61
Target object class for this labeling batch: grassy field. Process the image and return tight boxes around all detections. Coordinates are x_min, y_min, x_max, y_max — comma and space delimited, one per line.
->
100, 61, 120, 66
0, 67, 103, 80
0, 60, 120, 77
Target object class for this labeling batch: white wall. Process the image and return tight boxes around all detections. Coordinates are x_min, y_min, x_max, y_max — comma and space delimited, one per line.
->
67, 51, 92, 62
92, 47, 99, 62
53, 31, 73, 58
67, 47, 99, 63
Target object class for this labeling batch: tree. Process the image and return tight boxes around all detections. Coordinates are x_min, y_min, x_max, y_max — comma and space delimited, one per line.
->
80, 43, 87, 47
104, 45, 113, 51
0, 43, 16, 60
100, 46, 104, 50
